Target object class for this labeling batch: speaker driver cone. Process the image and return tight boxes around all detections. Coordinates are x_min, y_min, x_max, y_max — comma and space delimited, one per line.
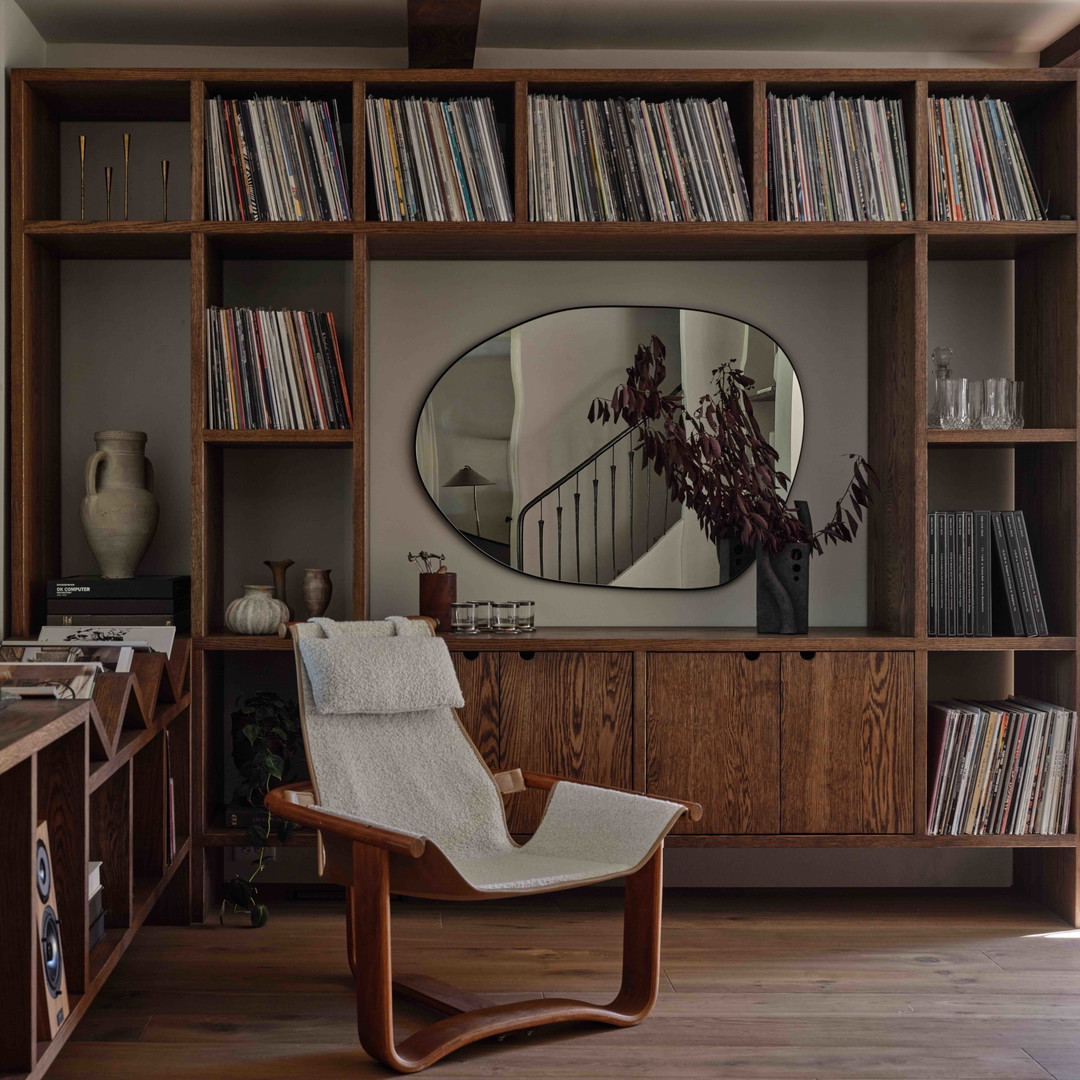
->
40, 906, 63, 998
36, 839, 50, 903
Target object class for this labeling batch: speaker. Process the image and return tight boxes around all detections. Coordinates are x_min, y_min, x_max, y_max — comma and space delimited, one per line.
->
34, 821, 69, 1039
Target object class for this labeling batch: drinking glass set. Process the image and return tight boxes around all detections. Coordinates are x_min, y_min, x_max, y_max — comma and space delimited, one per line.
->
932, 377, 1024, 430
450, 600, 536, 633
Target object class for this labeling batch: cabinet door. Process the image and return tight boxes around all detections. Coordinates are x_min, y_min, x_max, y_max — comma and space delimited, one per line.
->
647, 652, 780, 834
780, 651, 914, 834
499, 652, 633, 833
450, 652, 500, 769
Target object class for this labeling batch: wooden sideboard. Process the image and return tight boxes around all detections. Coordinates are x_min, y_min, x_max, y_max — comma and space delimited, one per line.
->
446, 627, 916, 842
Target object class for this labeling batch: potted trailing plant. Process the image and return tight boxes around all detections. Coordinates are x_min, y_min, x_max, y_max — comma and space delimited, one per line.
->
222, 691, 306, 927
588, 336, 876, 633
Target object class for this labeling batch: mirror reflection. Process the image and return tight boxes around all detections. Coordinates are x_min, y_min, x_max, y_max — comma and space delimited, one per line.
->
416, 307, 804, 589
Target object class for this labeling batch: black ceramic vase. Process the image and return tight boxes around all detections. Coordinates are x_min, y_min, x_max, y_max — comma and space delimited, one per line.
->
755, 501, 811, 635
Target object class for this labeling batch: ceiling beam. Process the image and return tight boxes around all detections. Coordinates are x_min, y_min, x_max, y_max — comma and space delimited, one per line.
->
1041, 22, 1080, 67
407, 0, 482, 69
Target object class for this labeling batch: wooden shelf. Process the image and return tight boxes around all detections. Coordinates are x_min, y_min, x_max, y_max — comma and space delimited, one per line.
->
21, 219, 1079, 262
202, 823, 317, 846
202, 428, 353, 447
666, 833, 1078, 848
196, 633, 295, 652
87, 696, 190, 793
928, 428, 1077, 445
924, 636, 1077, 650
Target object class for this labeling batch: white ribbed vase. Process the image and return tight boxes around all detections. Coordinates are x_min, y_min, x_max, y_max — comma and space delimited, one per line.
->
225, 585, 289, 635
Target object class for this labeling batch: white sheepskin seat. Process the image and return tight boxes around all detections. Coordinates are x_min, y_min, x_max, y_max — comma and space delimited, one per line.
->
294, 618, 684, 893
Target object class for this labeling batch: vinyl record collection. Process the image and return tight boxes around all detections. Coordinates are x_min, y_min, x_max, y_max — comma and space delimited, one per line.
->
528, 94, 751, 222
204, 95, 351, 221
206, 307, 352, 430
366, 96, 513, 221
927, 510, 1048, 637
928, 697, 1076, 835
767, 93, 913, 221
928, 96, 1044, 221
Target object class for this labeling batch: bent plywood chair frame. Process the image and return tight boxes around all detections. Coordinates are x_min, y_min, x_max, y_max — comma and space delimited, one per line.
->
265, 620, 701, 1072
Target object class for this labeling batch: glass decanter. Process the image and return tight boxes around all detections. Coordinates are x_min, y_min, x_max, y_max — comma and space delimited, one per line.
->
927, 345, 954, 429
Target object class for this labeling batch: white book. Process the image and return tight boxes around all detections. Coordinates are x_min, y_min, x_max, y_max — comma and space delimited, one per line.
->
38, 625, 176, 659
88, 861, 103, 897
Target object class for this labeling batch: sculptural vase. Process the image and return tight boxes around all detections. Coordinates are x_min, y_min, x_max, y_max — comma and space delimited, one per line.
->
80, 430, 159, 579
264, 559, 294, 619
226, 585, 289, 635
302, 569, 333, 619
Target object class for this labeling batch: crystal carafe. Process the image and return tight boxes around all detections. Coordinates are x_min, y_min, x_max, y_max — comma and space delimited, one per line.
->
927, 345, 954, 429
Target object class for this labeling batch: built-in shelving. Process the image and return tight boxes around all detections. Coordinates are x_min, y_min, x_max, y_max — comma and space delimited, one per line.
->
9, 64, 1079, 946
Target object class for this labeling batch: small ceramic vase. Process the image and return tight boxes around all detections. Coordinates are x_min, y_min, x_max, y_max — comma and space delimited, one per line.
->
302, 569, 333, 619
225, 585, 289, 635
264, 559, 294, 619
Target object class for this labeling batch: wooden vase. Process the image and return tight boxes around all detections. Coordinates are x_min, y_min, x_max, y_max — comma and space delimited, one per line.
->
302, 569, 333, 619
419, 573, 456, 633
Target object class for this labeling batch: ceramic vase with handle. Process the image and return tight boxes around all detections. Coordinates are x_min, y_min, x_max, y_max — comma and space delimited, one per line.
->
226, 585, 289, 635
80, 430, 159, 579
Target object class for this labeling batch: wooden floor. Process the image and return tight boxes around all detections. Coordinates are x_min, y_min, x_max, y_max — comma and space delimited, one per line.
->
49, 887, 1080, 1079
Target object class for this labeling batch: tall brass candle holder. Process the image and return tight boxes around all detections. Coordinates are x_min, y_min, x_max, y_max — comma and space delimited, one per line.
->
105, 166, 113, 221
79, 135, 86, 221
161, 160, 169, 220
123, 133, 130, 220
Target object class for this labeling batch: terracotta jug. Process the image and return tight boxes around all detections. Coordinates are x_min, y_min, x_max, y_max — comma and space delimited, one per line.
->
80, 430, 159, 579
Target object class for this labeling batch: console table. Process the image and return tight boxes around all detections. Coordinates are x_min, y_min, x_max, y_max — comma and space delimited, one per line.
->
444, 626, 1076, 925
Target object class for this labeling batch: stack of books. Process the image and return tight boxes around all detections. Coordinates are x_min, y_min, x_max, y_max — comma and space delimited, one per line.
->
767, 93, 913, 221
206, 307, 351, 431
366, 96, 513, 222
928, 96, 1044, 221
45, 575, 190, 630
204, 95, 351, 221
928, 697, 1076, 835
89, 861, 106, 949
528, 94, 750, 222
927, 510, 1048, 637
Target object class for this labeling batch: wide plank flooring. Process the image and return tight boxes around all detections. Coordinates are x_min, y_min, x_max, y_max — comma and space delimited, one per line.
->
51, 888, 1080, 1079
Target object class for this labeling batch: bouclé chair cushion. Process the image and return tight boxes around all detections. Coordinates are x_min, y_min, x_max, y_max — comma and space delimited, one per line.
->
298, 635, 465, 715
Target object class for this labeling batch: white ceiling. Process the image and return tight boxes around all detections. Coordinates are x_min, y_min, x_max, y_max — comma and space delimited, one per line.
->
15, 0, 1080, 54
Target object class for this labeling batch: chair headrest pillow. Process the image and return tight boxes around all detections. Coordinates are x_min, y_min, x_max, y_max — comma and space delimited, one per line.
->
298, 635, 465, 715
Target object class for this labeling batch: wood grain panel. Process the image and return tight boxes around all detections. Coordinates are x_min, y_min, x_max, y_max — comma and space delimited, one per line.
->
407, 0, 482, 69
780, 651, 914, 834
647, 652, 780, 834
451, 651, 499, 768
189, 80, 205, 221
36, 725, 88, 994
867, 234, 925, 636
132, 733, 166, 881
90, 763, 132, 930
351, 234, 368, 617
0, 755, 35, 1072
499, 652, 633, 833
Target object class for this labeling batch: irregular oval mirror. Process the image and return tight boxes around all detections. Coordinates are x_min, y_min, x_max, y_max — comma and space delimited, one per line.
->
416, 307, 803, 589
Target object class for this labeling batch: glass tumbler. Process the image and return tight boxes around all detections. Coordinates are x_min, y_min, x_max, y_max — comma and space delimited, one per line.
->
492, 602, 519, 632
450, 602, 477, 633
964, 379, 984, 430
981, 378, 1010, 430
514, 601, 536, 631
938, 378, 969, 430
467, 600, 492, 631
1007, 380, 1024, 429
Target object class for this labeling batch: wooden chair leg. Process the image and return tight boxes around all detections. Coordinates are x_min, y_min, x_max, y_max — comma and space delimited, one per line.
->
345, 886, 358, 975
348, 841, 665, 1073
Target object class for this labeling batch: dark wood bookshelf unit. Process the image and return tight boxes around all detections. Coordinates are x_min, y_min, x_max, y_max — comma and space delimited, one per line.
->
9, 63, 1080, 994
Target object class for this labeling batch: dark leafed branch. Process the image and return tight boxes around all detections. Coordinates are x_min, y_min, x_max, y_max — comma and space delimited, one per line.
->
408, 0, 482, 69
1041, 23, 1080, 67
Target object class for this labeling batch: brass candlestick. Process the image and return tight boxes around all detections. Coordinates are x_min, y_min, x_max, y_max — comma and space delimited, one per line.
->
105, 166, 112, 221
161, 160, 169, 221
79, 135, 86, 221
123, 133, 130, 220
